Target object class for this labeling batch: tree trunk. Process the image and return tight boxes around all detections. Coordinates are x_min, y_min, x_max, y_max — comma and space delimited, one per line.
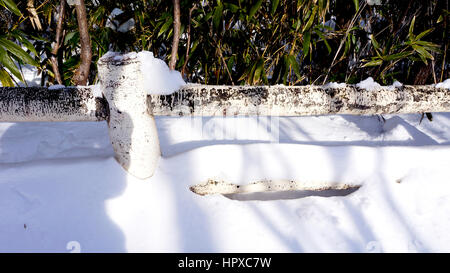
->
72, 0, 92, 85
169, 0, 181, 70
50, 0, 66, 85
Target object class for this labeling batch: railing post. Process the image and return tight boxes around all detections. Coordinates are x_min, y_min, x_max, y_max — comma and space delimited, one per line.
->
98, 53, 161, 179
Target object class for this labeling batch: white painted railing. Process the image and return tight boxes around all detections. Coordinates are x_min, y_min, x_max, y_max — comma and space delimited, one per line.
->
1, 53, 449, 179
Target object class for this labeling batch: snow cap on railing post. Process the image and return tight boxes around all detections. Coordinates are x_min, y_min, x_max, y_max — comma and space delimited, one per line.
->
97, 52, 161, 179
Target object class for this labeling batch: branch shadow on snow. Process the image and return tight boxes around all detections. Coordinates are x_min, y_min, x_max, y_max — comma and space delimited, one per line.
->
156, 111, 448, 252
162, 158, 219, 252
0, 64, 131, 252
223, 187, 359, 201
157, 114, 450, 157
1, 97, 447, 251
0, 120, 128, 252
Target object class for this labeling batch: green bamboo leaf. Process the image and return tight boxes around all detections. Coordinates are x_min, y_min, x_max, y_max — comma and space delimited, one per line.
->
282, 55, 289, 85
344, 35, 350, 56
416, 53, 427, 64
409, 16, 416, 37
64, 32, 76, 45
0, 46, 23, 81
11, 31, 38, 57
302, 6, 317, 32
318, 24, 334, 32
158, 18, 173, 37
362, 59, 383, 67
248, 61, 257, 84
249, 0, 263, 19
304, 9, 312, 22
189, 40, 199, 55
213, 4, 223, 30
384, 51, 413, 61
253, 59, 264, 84
288, 55, 301, 79
302, 31, 311, 58
412, 44, 433, 60
415, 28, 434, 40
271, 61, 281, 84
318, 0, 325, 16
0, 0, 22, 17
415, 40, 440, 51
293, 19, 301, 30
370, 34, 380, 50
353, 0, 359, 12
227, 55, 235, 72
0, 38, 38, 66
225, 3, 239, 13
315, 29, 331, 54
0, 68, 14, 87
271, 0, 279, 15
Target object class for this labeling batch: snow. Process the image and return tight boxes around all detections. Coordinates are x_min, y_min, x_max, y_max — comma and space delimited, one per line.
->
48, 84, 65, 90
323, 82, 346, 89
110, 8, 124, 17
137, 51, 186, 95
99, 51, 186, 95
0, 64, 41, 87
323, 16, 336, 32
117, 19, 135, 33
105, 8, 135, 33
1, 113, 450, 252
355, 77, 405, 91
1, 51, 450, 252
436, 79, 450, 89
65, 0, 80, 5
356, 77, 382, 91
389, 80, 403, 89
77, 84, 103, 97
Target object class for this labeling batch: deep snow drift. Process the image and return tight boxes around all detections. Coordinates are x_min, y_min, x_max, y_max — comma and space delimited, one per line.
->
1, 113, 450, 252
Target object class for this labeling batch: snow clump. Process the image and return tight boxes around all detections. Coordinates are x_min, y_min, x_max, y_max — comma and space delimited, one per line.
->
137, 51, 186, 95
356, 77, 382, 91
435, 79, 450, 89
387, 80, 403, 90
323, 82, 346, 89
99, 51, 186, 95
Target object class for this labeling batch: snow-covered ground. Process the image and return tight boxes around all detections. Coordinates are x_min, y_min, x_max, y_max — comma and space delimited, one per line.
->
1, 113, 450, 252
1, 52, 450, 252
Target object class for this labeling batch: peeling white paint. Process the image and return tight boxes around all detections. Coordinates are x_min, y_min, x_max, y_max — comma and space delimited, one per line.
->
190, 179, 361, 196
98, 55, 161, 179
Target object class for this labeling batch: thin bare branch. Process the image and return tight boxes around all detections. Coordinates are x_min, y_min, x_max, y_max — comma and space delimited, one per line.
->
181, 4, 197, 77
50, 0, 65, 85
322, 1, 367, 84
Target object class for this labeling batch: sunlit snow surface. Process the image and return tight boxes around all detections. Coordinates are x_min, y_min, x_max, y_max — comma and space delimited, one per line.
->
1, 113, 450, 252
1, 61, 450, 252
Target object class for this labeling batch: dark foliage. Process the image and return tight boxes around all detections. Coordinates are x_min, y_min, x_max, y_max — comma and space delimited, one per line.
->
0, 0, 448, 87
